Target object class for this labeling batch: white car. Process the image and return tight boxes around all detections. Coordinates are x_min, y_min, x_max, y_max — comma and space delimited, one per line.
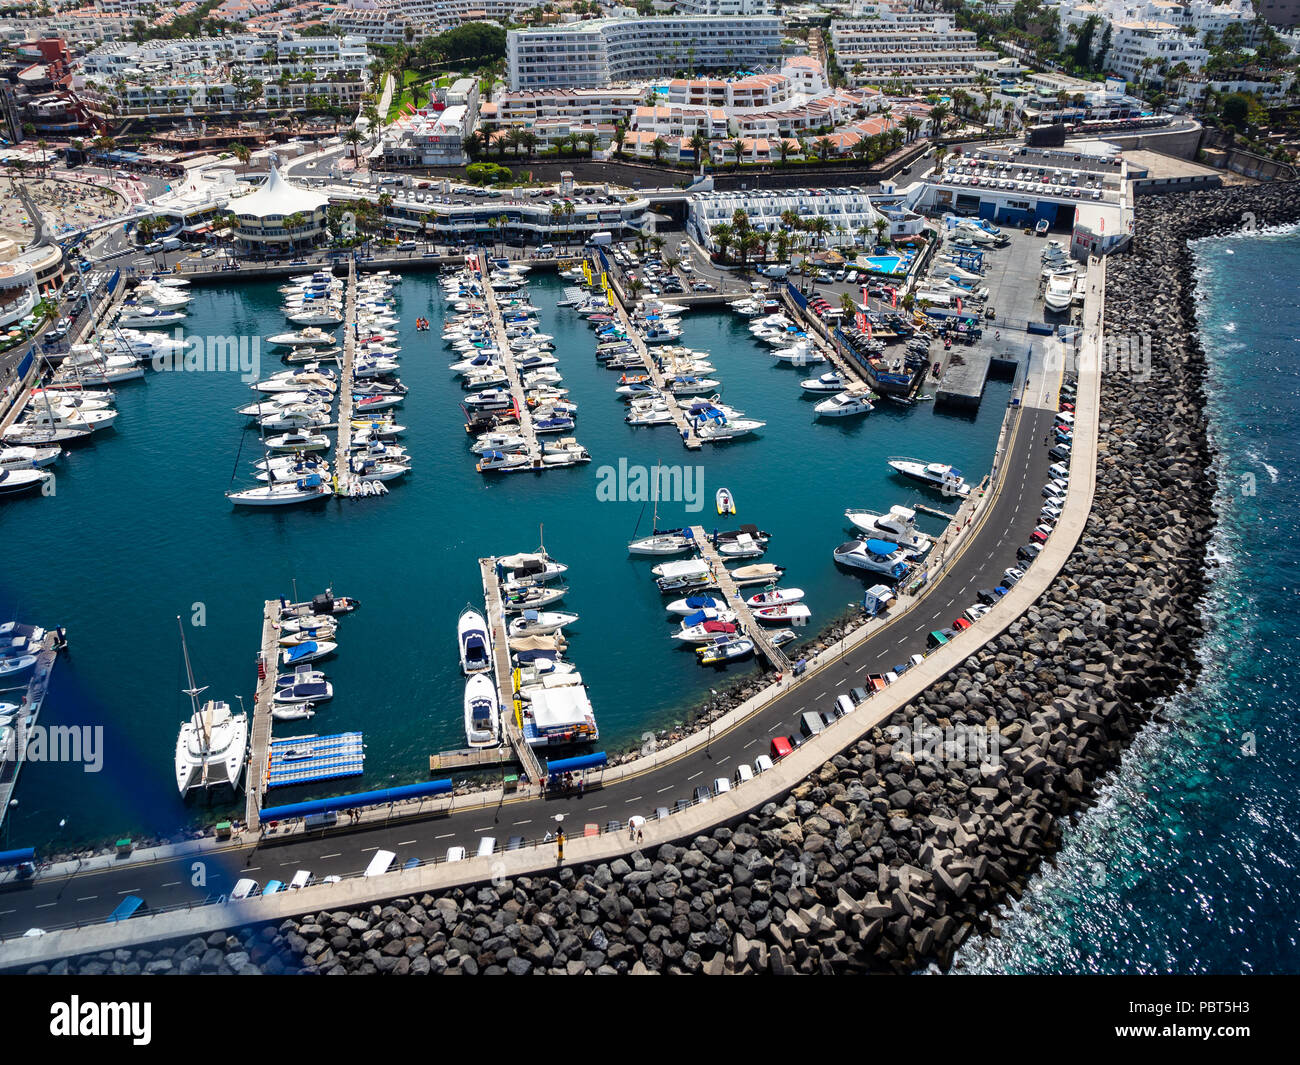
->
753, 755, 774, 775
964, 603, 991, 623
712, 777, 731, 796
230, 878, 259, 900
288, 870, 312, 889
446, 846, 467, 862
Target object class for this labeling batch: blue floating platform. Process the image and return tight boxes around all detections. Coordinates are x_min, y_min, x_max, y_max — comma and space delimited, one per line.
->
267, 731, 365, 788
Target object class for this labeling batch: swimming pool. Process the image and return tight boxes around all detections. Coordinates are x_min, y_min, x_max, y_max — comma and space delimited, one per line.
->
862, 255, 906, 274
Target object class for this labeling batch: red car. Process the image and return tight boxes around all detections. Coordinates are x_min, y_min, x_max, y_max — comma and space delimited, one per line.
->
952, 617, 972, 631
769, 736, 793, 761
1030, 529, 1049, 544
1059, 402, 1075, 412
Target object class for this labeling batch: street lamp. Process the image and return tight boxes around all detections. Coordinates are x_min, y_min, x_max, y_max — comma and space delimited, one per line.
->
554, 814, 565, 865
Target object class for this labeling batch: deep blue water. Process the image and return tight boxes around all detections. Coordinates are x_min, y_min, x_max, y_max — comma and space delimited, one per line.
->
953, 226, 1300, 974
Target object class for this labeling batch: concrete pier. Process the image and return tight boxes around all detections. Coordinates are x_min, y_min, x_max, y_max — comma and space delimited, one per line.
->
477, 557, 545, 785
0, 631, 60, 834
244, 599, 281, 830
334, 259, 358, 497
689, 526, 791, 673
593, 253, 702, 450
476, 250, 541, 465
428, 747, 518, 773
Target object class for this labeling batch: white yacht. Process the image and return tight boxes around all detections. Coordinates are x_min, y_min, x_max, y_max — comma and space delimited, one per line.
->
814, 389, 874, 418
458, 606, 492, 675
464, 674, 500, 748
174, 619, 247, 797
887, 457, 971, 496
832, 539, 911, 581
844, 505, 932, 556
1044, 272, 1075, 313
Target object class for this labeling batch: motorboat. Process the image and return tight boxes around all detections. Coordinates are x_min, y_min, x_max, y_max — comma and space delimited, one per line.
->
281, 639, 337, 666
666, 593, 726, 615
533, 413, 576, 434
773, 342, 825, 366
844, 505, 932, 556
273, 678, 334, 706
695, 417, 765, 441
464, 674, 500, 748
0, 653, 37, 676
227, 474, 333, 507
238, 392, 332, 417
502, 583, 568, 613
752, 603, 812, 625
458, 606, 492, 675
673, 617, 739, 643
1044, 272, 1075, 313
540, 438, 591, 465
745, 587, 805, 609
23, 405, 118, 432
0, 445, 61, 470
117, 305, 185, 328
279, 616, 335, 637
716, 487, 735, 515
268, 328, 336, 348
497, 552, 567, 585
832, 538, 911, 580
696, 634, 754, 665
349, 456, 409, 483
654, 558, 713, 593
255, 457, 331, 484
728, 563, 785, 587
472, 432, 527, 455
0, 468, 54, 497
887, 457, 971, 496
174, 620, 247, 797
266, 430, 330, 452
815, 389, 875, 418
257, 406, 330, 431
717, 533, 764, 559
507, 610, 579, 637
464, 388, 515, 411
477, 449, 532, 473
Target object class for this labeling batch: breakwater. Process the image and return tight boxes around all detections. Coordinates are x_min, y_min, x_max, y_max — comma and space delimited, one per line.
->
20, 182, 1300, 974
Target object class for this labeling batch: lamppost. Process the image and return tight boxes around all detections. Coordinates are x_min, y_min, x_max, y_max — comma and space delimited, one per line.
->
554, 814, 565, 865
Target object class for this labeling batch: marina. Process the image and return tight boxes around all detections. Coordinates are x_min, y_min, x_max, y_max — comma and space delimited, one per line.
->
0, 265, 1014, 846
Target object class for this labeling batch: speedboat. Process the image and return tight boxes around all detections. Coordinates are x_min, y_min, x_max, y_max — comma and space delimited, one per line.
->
281, 639, 337, 666
268, 328, 336, 348
887, 457, 970, 496
458, 606, 492, 675
507, 610, 579, 637
773, 342, 824, 366
279, 616, 334, 637
502, 584, 568, 613
540, 438, 590, 465
673, 617, 739, 643
695, 417, 765, 442
0, 468, 53, 496
472, 432, 527, 455
752, 603, 812, 625
0, 653, 37, 677
1044, 272, 1075, 313
666, 593, 726, 615
844, 505, 932, 556
696, 634, 754, 665
815, 389, 874, 417
716, 488, 736, 515
832, 538, 911, 580
117, 305, 185, 328
266, 430, 330, 452
464, 674, 500, 748
477, 449, 532, 473
654, 558, 713, 593
717, 533, 764, 559
273, 678, 334, 706
0, 445, 61, 470
497, 552, 567, 585
745, 587, 805, 608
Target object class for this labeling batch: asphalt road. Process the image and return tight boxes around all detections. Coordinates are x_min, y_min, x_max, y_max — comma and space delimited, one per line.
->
0, 373, 1063, 935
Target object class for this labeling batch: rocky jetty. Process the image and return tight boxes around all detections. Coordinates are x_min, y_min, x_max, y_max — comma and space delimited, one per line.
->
24, 182, 1300, 976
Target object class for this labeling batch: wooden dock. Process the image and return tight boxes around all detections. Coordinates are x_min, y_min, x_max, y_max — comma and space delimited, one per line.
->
334, 259, 358, 497
0, 631, 60, 834
244, 599, 281, 830
913, 503, 957, 521
477, 250, 541, 463
595, 253, 702, 450
477, 557, 545, 785
689, 527, 791, 673
428, 746, 519, 773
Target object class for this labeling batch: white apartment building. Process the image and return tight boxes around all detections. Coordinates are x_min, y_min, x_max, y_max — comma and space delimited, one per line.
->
328, 0, 535, 43
481, 87, 646, 128
506, 16, 787, 91
830, 15, 1001, 90
673, 0, 774, 13
688, 186, 885, 249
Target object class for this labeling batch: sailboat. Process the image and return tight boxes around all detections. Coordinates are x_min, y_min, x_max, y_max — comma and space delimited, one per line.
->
628, 464, 693, 556
173, 617, 248, 797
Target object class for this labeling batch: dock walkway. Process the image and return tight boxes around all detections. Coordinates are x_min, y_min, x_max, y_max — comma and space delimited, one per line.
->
244, 599, 281, 830
689, 527, 791, 673
335, 260, 358, 496
0, 631, 60, 834
477, 557, 545, 785
778, 290, 868, 388
477, 251, 540, 464
594, 253, 701, 450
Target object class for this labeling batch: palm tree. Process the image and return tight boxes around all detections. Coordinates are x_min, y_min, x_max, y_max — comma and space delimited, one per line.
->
612, 121, 628, 158
814, 136, 834, 161
902, 115, 922, 144
688, 132, 708, 167
730, 137, 745, 169
650, 136, 669, 163
231, 142, 251, 165
873, 218, 889, 247
345, 127, 362, 162
777, 138, 792, 166
839, 292, 857, 317
562, 201, 575, 247
711, 221, 734, 261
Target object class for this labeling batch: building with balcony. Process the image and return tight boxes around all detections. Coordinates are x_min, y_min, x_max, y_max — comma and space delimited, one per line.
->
830, 14, 1001, 90
505, 16, 787, 91
231, 166, 330, 255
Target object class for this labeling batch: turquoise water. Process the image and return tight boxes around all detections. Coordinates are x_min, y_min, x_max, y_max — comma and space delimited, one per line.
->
953, 226, 1300, 974
863, 255, 906, 274
0, 270, 1010, 848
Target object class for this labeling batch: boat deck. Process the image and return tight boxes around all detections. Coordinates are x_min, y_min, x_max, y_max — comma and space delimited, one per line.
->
477, 556, 545, 785
266, 731, 365, 787
244, 599, 281, 829
427, 746, 518, 773
689, 527, 791, 673
0, 631, 60, 834
334, 259, 358, 496
593, 252, 702, 451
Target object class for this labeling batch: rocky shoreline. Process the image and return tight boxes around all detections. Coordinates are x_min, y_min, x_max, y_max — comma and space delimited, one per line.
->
19, 182, 1299, 976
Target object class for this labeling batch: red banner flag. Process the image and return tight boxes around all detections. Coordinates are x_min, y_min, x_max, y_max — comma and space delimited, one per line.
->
889, 288, 897, 308
956, 297, 963, 313
855, 311, 867, 333
866, 320, 873, 340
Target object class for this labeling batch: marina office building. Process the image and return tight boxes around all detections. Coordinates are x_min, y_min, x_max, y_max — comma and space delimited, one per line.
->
505, 16, 787, 91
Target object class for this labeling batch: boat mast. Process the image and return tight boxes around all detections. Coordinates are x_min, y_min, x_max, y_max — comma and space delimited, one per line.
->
176, 615, 211, 787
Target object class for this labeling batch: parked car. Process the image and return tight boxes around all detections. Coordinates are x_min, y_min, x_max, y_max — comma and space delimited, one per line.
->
656, 806, 671, 820
446, 846, 467, 862
230, 878, 259, 900
952, 617, 973, 631
977, 588, 1000, 606
693, 785, 711, 805
769, 736, 792, 760
964, 603, 991, 622
734, 763, 754, 786
712, 777, 731, 795
753, 755, 774, 775
506, 836, 525, 851
1017, 543, 1043, 562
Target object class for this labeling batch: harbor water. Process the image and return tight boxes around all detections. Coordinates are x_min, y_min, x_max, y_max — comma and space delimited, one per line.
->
953, 226, 1300, 974
0, 269, 1010, 848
